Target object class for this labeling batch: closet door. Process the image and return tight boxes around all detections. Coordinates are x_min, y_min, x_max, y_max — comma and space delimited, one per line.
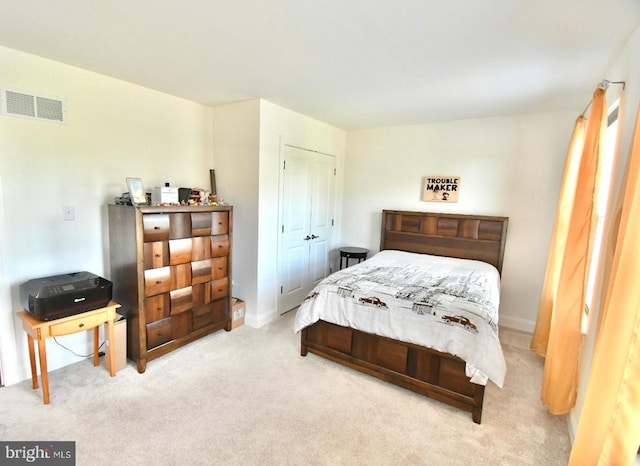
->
278, 145, 335, 314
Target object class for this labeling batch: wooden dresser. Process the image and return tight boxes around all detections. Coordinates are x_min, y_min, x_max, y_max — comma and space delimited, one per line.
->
108, 204, 233, 373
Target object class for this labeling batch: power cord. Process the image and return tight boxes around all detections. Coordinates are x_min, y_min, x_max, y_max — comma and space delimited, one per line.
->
53, 337, 106, 358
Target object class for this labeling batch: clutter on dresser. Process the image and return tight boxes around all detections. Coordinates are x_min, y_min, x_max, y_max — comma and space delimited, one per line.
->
118, 177, 229, 207
152, 183, 179, 204
115, 187, 227, 206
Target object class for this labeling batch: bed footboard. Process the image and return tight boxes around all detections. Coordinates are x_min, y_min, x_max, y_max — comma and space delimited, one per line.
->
301, 320, 485, 424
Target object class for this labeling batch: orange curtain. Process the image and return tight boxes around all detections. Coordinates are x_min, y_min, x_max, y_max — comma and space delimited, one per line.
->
530, 88, 607, 414
569, 104, 640, 465
530, 116, 585, 354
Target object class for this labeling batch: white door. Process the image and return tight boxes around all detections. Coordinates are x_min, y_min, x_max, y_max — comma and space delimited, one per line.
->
278, 145, 335, 314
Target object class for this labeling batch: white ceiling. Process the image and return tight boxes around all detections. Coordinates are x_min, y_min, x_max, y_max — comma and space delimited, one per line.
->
1, 1, 639, 130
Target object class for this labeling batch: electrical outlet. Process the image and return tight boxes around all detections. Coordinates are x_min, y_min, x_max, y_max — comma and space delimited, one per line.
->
62, 205, 75, 221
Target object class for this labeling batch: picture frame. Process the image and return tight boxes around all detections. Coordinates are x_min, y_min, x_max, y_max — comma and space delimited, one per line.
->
126, 177, 147, 205
422, 175, 461, 202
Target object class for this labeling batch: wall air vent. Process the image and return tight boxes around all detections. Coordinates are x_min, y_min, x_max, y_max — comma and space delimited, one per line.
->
1, 88, 66, 123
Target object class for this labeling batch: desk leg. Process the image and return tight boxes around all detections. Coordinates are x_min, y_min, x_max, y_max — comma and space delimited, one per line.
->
106, 319, 115, 377
93, 327, 99, 367
36, 338, 50, 404
26, 334, 38, 390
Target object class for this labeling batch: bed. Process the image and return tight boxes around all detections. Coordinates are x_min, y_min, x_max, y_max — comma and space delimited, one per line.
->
294, 210, 509, 423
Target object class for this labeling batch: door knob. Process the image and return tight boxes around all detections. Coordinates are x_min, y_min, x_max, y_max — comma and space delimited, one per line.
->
303, 235, 311, 241
311, 234, 319, 239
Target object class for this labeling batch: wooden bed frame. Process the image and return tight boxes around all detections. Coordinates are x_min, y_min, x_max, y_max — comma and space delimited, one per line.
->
300, 210, 509, 423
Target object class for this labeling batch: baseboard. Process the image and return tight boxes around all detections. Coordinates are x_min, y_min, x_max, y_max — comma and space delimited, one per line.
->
6, 344, 90, 387
499, 314, 535, 334
2, 361, 27, 387
567, 408, 578, 445
244, 307, 277, 328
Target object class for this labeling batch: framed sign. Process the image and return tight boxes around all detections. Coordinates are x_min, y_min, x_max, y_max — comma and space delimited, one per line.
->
422, 176, 460, 202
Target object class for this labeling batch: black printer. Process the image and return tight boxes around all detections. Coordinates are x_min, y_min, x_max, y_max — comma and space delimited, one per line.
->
20, 271, 113, 321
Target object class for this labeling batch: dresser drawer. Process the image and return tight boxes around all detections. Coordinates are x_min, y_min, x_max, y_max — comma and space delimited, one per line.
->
191, 212, 213, 237
145, 294, 170, 323
212, 278, 229, 300
146, 313, 191, 350
143, 214, 170, 242
211, 235, 229, 257
49, 311, 108, 337
191, 236, 212, 261
192, 259, 213, 285
211, 212, 229, 235
172, 263, 192, 289
169, 238, 193, 265
143, 241, 169, 269
144, 267, 172, 296
170, 286, 193, 315
169, 212, 191, 239
146, 318, 172, 349
212, 256, 228, 279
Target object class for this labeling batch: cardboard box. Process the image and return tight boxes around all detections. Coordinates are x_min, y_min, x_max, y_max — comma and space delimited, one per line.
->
105, 315, 127, 372
231, 298, 245, 329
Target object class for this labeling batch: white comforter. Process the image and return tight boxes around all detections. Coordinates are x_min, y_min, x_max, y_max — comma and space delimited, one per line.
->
294, 250, 506, 387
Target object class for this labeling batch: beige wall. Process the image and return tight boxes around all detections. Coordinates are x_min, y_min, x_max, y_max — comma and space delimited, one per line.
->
211, 100, 261, 325
0, 46, 215, 385
343, 111, 576, 332
213, 99, 346, 328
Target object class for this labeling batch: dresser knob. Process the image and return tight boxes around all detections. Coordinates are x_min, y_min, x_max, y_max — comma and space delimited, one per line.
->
154, 226, 160, 230
79, 323, 84, 328
156, 281, 162, 285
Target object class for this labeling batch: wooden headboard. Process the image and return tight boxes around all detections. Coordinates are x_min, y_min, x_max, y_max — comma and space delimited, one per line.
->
380, 210, 509, 274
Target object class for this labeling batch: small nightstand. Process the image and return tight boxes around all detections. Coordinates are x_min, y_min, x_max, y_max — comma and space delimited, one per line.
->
339, 247, 369, 269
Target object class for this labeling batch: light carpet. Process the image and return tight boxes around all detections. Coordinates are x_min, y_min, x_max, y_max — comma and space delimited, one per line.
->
0, 310, 571, 465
